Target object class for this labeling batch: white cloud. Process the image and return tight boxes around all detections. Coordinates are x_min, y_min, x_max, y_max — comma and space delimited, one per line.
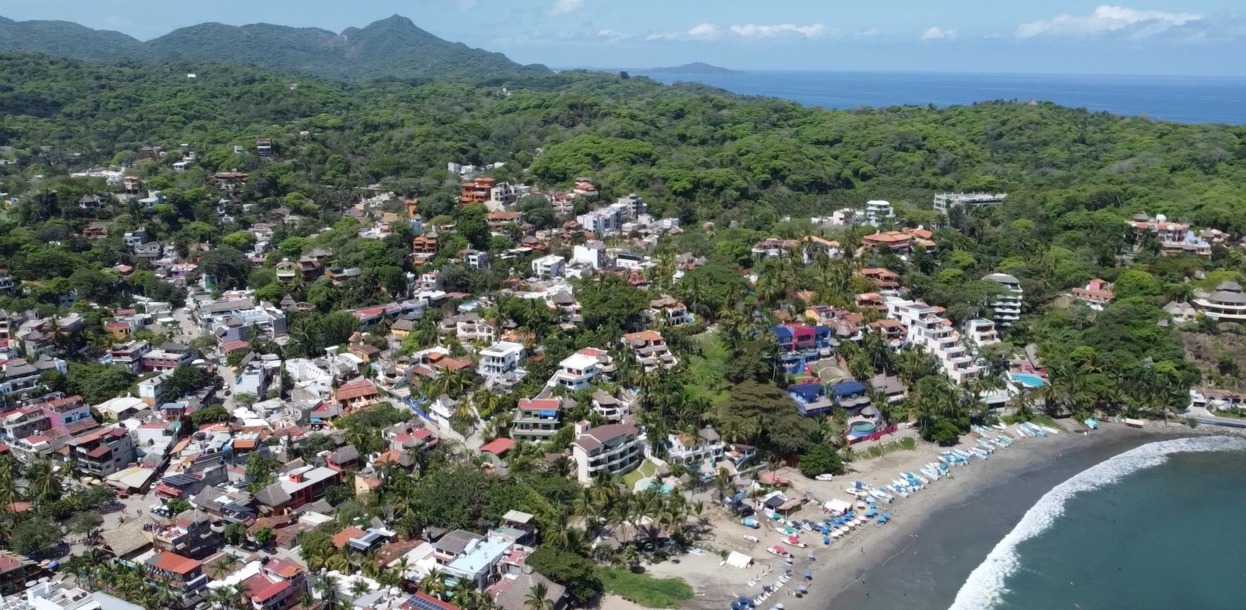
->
728, 23, 826, 39
1016, 5, 1201, 39
687, 23, 721, 39
648, 22, 826, 41
920, 26, 956, 41
546, 0, 584, 16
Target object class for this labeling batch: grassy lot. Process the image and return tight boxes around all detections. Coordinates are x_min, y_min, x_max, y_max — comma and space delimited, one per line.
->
600, 568, 694, 608
621, 460, 659, 489
686, 331, 731, 406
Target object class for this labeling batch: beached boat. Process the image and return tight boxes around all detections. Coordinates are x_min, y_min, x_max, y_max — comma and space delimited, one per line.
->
868, 488, 893, 503
767, 545, 789, 557
743, 534, 760, 543
921, 464, 941, 481
741, 517, 760, 529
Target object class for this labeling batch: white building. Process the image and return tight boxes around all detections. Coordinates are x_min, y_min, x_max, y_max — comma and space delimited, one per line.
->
1193, 281, 1246, 321
478, 341, 526, 378
531, 255, 566, 279
933, 192, 1008, 214
549, 348, 613, 392
572, 241, 607, 269
983, 273, 1023, 327
576, 207, 622, 238
886, 297, 981, 384
621, 331, 677, 372
235, 359, 268, 397
571, 421, 645, 484
861, 200, 895, 227
17, 580, 144, 610
665, 426, 724, 466
963, 318, 1000, 348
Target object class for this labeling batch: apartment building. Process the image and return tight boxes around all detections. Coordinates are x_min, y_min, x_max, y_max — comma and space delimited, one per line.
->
145, 552, 209, 609
478, 341, 526, 379
511, 398, 564, 443
548, 348, 613, 392
983, 273, 1023, 327
1194, 281, 1246, 321
861, 200, 895, 226
571, 422, 645, 484
620, 331, 677, 372
933, 192, 1007, 214
886, 296, 981, 384
67, 426, 135, 477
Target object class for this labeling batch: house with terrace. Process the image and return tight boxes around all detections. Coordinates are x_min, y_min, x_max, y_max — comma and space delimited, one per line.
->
510, 397, 571, 443
645, 296, 694, 328
665, 426, 725, 467
773, 322, 834, 375
621, 331, 677, 372
788, 379, 872, 417
547, 348, 613, 392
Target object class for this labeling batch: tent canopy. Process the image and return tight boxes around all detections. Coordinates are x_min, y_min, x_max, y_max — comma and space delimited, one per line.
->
822, 498, 851, 514
726, 551, 753, 569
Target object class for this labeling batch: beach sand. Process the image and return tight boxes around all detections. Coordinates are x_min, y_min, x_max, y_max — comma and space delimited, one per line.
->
626, 420, 1211, 610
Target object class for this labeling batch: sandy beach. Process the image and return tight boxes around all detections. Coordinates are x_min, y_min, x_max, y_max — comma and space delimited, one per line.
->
614, 420, 1223, 610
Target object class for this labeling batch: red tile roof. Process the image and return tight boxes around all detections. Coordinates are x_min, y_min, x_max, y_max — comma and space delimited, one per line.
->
480, 438, 515, 456
151, 552, 201, 575
243, 573, 292, 603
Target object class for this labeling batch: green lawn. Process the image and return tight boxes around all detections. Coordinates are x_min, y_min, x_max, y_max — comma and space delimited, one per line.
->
600, 568, 694, 608
686, 332, 731, 406
621, 460, 659, 489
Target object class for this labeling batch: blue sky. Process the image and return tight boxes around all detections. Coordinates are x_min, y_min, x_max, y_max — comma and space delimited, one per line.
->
5, 1, 1246, 75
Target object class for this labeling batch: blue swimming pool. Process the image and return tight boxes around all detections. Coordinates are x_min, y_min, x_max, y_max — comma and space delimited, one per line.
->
1010, 372, 1048, 388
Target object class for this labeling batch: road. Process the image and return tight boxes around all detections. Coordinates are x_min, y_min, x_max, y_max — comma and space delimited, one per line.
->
1186, 406, 1246, 429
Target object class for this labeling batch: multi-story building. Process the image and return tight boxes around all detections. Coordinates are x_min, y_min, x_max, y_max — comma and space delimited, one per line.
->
591, 389, 631, 422
531, 255, 566, 279
576, 207, 622, 238
511, 398, 564, 443
621, 331, 677, 372
788, 379, 871, 417
67, 426, 135, 477
571, 422, 645, 484
963, 318, 1000, 348
572, 241, 607, 269
1193, 281, 1246, 321
773, 323, 834, 375
240, 559, 308, 610
861, 200, 895, 226
253, 466, 341, 514
0, 356, 67, 398
548, 348, 613, 392
151, 510, 223, 560
983, 273, 1023, 327
142, 343, 195, 372
665, 427, 724, 466
146, 552, 209, 609
886, 296, 981, 384
802, 236, 841, 263
933, 192, 1007, 214
478, 342, 526, 379
645, 296, 694, 328
109, 340, 151, 374
18, 580, 143, 610
1071, 279, 1115, 310
859, 268, 902, 294
0, 269, 13, 294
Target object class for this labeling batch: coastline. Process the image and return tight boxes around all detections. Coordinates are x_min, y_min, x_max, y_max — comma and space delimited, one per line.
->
626, 421, 1230, 610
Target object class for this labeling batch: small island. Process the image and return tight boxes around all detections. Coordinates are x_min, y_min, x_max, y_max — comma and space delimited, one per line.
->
642, 61, 738, 75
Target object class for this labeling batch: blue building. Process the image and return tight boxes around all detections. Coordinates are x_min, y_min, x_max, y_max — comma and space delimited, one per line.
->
773, 323, 834, 375
789, 379, 872, 417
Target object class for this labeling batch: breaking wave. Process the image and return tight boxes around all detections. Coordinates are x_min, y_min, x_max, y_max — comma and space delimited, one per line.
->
948, 435, 1246, 610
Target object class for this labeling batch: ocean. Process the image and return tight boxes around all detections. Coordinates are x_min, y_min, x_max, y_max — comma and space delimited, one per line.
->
637, 71, 1246, 125
822, 436, 1246, 610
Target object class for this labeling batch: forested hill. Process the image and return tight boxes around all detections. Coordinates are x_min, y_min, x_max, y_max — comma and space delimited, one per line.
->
0, 15, 549, 83
1, 49, 1244, 236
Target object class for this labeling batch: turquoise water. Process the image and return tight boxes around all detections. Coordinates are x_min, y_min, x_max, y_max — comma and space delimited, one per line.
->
827, 436, 1246, 610
993, 449, 1246, 609
1009, 373, 1047, 388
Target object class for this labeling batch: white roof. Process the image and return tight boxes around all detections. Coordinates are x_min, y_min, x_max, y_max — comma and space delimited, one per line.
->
726, 551, 753, 569
559, 352, 599, 370
481, 341, 525, 356
95, 396, 146, 414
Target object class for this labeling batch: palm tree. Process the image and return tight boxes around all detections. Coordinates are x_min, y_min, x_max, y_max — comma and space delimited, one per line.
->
350, 579, 373, 598
315, 574, 340, 608
524, 581, 553, 610
474, 390, 503, 420
206, 553, 240, 580
420, 569, 447, 598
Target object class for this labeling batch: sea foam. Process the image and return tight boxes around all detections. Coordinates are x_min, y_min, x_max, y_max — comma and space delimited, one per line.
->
948, 435, 1246, 610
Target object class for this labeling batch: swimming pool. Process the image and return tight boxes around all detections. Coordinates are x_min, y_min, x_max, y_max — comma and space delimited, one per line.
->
849, 421, 878, 434
1010, 372, 1048, 388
